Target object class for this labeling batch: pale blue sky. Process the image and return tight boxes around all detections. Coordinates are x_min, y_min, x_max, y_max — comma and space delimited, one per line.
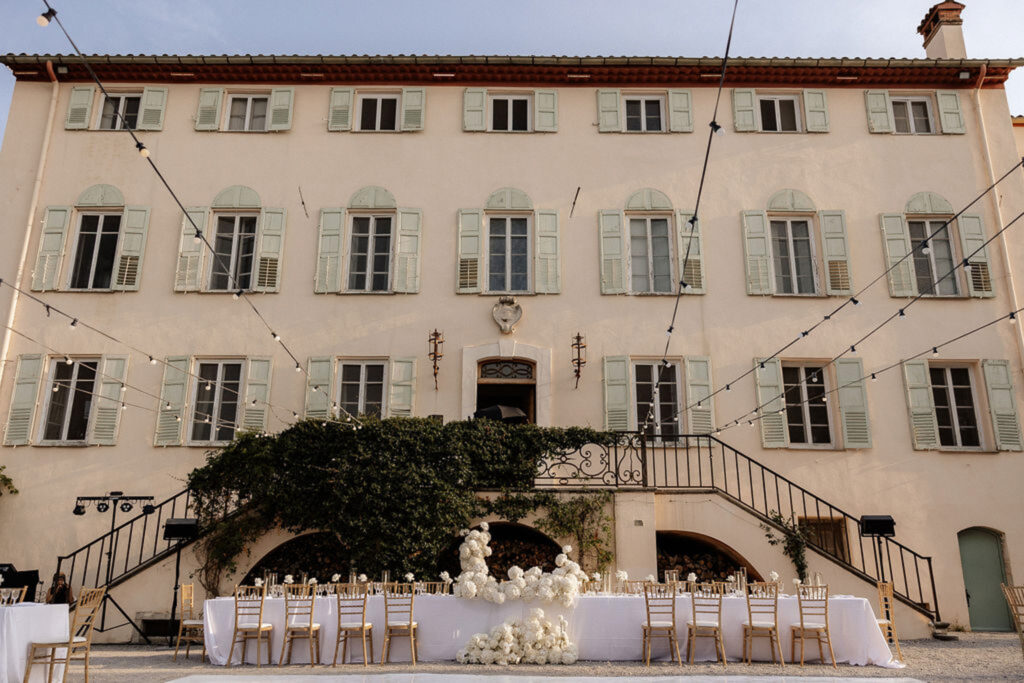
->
1, 0, 1022, 142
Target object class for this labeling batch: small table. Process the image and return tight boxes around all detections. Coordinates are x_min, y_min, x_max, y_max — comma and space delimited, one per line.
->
0, 603, 70, 683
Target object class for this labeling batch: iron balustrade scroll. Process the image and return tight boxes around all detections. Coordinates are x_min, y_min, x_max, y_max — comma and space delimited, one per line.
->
536, 432, 646, 487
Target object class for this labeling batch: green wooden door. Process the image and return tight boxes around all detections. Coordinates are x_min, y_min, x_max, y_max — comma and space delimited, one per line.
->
957, 528, 1012, 631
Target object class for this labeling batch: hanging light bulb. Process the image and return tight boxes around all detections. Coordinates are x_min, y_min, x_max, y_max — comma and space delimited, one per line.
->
64, 356, 73, 365
232, 290, 242, 300
710, 120, 723, 135
273, 332, 282, 342
135, 141, 149, 158
932, 347, 939, 356
920, 239, 930, 255
294, 362, 301, 372
1009, 311, 1018, 324
850, 345, 857, 353
149, 356, 157, 365
205, 382, 212, 391
193, 231, 202, 244
121, 403, 127, 411
69, 318, 78, 330
871, 373, 878, 382
37, 9, 57, 26
898, 309, 906, 319
963, 259, 972, 273
725, 384, 731, 392
52, 384, 59, 393
850, 297, 860, 306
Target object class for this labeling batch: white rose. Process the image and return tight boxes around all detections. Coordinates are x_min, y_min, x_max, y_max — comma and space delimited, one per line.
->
253, 578, 264, 587
555, 553, 567, 567
283, 575, 294, 584
644, 574, 655, 582
769, 571, 779, 582
561, 544, 572, 554
687, 572, 697, 582
727, 574, 736, 582
331, 573, 341, 582
358, 574, 367, 582
591, 572, 601, 581
308, 578, 317, 585
404, 572, 415, 582
480, 521, 489, 531
615, 570, 628, 581
793, 578, 802, 586
440, 571, 451, 582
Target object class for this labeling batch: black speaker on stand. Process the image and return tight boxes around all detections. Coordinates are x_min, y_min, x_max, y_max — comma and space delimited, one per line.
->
164, 519, 199, 645
859, 515, 896, 582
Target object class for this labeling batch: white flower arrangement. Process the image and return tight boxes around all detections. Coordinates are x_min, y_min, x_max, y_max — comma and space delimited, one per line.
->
726, 574, 736, 583
793, 578, 802, 586
358, 574, 367, 583
331, 573, 341, 582
644, 574, 656, 583
253, 578, 264, 587
283, 575, 294, 584
615, 570, 628, 582
308, 578, 317, 585
686, 572, 697, 582
405, 572, 415, 582
768, 570, 779, 582
456, 608, 577, 666
440, 571, 452, 583
591, 572, 601, 581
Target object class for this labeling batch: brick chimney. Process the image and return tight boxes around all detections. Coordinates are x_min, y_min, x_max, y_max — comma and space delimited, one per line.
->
918, 1, 967, 59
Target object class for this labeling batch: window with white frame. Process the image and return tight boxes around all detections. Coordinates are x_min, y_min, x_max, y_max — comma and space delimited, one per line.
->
209, 214, 257, 291
782, 363, 832, 446
892, 96, 933, 135
624, 96, 664, 132
98, 94, 141, 130
758, 95, 801, 132
339, 361, 386, 418
348, 215, 393, 291
358, 94, 399, 131
629, 215, 673, 293
227, 95, 269, 131
68, 213, 122, 290
189, 360, 242, 444
929, 365, 981, 448
770, 217, 817, 294
490, 94, 531, 132
487, 216, 530, 292
41, 358, 98, 443
633, 361, 680, 441
908, 218, 959, 296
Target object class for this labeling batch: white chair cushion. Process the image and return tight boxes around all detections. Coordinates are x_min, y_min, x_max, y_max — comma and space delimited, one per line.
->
646, 620, 674, 628
340, 621, 371, 629
693, 619, 719, 628
287, 621, 320, 629
743, 620, 777, 628
876, 618, 892, 625
387, 621, 417, 627
72, 636, 87, 643
182, 619, 204, 626
792, 622, 826, 630
238, 622, 272, 630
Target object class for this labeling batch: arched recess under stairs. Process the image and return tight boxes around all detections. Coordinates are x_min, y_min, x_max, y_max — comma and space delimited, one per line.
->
240, 531, 347, 584
657, 530, 763, 583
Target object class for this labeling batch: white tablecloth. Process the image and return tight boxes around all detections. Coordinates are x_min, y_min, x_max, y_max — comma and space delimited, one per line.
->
205, 593, 898, 667
0, 604, 70, 683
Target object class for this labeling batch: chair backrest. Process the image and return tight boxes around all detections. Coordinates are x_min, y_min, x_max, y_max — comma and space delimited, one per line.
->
336, 583, 369, 628
746, 581, 779, 627
623, 579, 647, 595
72, 587, 106, 641
877, 581, 896, 623
644, 582, 676, 626
384, 583, 415, 625
283, 583, 314, 626
796, 583, 830, 628
180, 583, 195, 619
692, 583, 723, 625
0, 587, 27, 605
663, 569, 680, 583
234, 585, 267, 628
1002, 584, 1024, 632
415, 581, 448, 595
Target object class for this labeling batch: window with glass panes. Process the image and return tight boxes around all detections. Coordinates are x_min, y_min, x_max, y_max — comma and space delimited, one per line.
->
488, 216, 529, 292
634, 361, 680, 441
99, 94, 140, 130
782, 364, 832, 445
629, 216, 673, 293
929, 365, 981, 448
491, 95, 530, 131
348, 216, 393, 291
227, 95, 269, 131
69, 214, 121, 290
908, 219, 959, 296
358, 95, 399, 131
190, 361, 242, 444
209, 215, 257, 291
339, 362, 386, 418
892, 97, 933, 134
624, 96, 664, 132
771, 218, 816, 294
42, 358, 98, 442
758, 95, 800, 132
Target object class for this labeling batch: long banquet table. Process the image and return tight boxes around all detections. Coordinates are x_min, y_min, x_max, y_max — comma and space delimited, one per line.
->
205, 592, 899, 667
0, 603, 70, 683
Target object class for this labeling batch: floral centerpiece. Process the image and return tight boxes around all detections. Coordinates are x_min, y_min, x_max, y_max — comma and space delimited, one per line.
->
456, 608, 577, 665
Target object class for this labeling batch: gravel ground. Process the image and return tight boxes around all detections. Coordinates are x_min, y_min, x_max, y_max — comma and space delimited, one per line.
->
53, 633, 1022, 682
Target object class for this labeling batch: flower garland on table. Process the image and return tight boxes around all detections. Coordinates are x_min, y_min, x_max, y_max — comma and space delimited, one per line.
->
452, 523, 588, 607
456, 608, 578, 665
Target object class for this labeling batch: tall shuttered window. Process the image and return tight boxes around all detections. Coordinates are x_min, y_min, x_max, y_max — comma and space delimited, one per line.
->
930, 365, 981, 448
782, 364, 832, 446
908, 219, 959, 296
633, 361, 680, 441
99, 94, 140, 130
348, 216, 393, 292
488, 216, 530, 292
758, 95, 800, 132
227, 95, 268, 132
892, 96, 933, 134
771, 218, 817, 294
624, 96, 664, 132
209, 215, 257, 291
339, 361, 386, 418
358, 94, 399, 131
42, 358, 99, 443
190, 361, 242, 444
629, 216, 673, 293
490, 95, 530, 132
69, 214, 121, 290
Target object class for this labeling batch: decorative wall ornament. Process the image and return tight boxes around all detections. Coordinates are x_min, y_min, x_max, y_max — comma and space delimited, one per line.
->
492, 296, 522, 334
428, 329, 444, 390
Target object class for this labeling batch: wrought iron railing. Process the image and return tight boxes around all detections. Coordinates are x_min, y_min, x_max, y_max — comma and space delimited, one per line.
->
537, 432, 940, 621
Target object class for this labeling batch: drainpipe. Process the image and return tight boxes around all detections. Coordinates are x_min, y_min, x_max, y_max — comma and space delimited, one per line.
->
0, 61, 60, 391
971, 63, 1024, 375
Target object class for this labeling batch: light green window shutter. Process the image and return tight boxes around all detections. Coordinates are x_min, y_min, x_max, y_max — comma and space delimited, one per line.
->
534, 90, 558, 132
305, 357, 334, 419
732, 89, 757, 132
154, 356, 189, 446
400, 87, 425, 131
742, 210, 772, 295
755, 358, 787, 448
457, 209, 483, 293
31, 206, 72, 292
111, 206, 150, 291
599, 210, 626, 294
902, 360, 939, 450
175, 208, 209, 292
676, 210, 704, 294
819, 210, 852, 295
89, 355, 129, 445
603, 356, 631, 431
315, 208, 344, 293
935, 90, 965, 134
982, 359, 1023, 451
668, 90, 693, 133
685, 356, 714, 434
194, 87, 223, 131
534, 209, 560, 294
864, 90, 894, 133
328, 87, 354, 131
65, 85, 95, 129
137, 86, 168, 131
880, 213, 917, 297
268, 88, 294, 131
803, 89, 829, 133
958, 214, 994, 297
835, 358, 871, 449
597, 90, 621, 132
253, 208, 285, 292
463, 88, 487, 131
394, 208, 422, 293
388, 358, 416, 417
242, 357, 272, 432
4, 354, 43, 446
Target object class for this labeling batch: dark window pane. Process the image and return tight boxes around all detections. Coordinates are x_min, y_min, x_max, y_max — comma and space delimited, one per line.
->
250, 98, 267, 131
645, 99, 661, 131
66, 363, 96, 441
492, 98, 509, 131
512, 99, 528, 130
625, 100, 642, 131
760, 99, 778, 131
93, 230, 119, 289
123, 96, 140, 129
71, 232, 98, 289
779, 99, 798, 131
892, 101, 910, 133
360, 98, 378, 130
379, 98, 397, 130
911, 101, 931, 133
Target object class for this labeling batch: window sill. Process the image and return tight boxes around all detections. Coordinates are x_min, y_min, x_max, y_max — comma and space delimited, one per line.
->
214, 129, 274, 134
37, 441, 90, 447
934, 446, 989, 453
629, 291, 678, 296
756, 129, 804, 134
769, 293, 825, 298
786, 443, 838, 451
352, 129, 402, 134
340, 290, 397, 295
481, 291, 536, 296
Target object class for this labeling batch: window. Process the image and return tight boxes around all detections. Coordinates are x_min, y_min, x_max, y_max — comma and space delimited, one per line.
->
209, 215, 257, 291
487, 216, 530, 292
758, 95, 800, 132
69, 214, 121, 290
189, 361, 242, 444
490, 95, 530, 132
227, 95, 269, 131
930, 365, 981, 448
799, 517, 850, 562
624, 96, 664, 132
339, 361, 386, 418
348, 215, 393, 291
908, 219, 959, 296
634, 361, 680, 441
99, 94, 140, 130
892, 96, 933, 134
358, 94, 399, 131
782, 364, 832, 446
629, 216, 673, 293
770, 218, 817, 294
42, 358, 98, 443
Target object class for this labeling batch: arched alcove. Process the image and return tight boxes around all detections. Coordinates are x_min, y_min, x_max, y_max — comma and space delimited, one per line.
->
624, 188, 672, 211
76, 183, 124, 207
348, 185, 397, 209
240, 532, 348, 584
905, 191, 953, 214
439, 522, 560, 579
766, 189, 815, 212
656, 530, 763, 582
212, 185, 261, 209
485, 187, 533, 211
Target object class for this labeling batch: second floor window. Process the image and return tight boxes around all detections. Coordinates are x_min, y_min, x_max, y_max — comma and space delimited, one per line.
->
99, 94, 140, 130
348, 216, 393, 292
227, 95, 269, 131
634, 361, 680, 441
892, 96, 933, 134
69, 214, 121, 290
209, 215, 257, 291
930, 365, 980, 448
908, 219, 958, 296
630, 216, 673, 293
42, 358, 98, 443
771, 218, 816, 294
190, 361, 242, 444
782, 364, 832, 446
488, 216, 529, 292
491, 95, 530, 131
339, 361, 386, 417
358, 95, 399, 131
758, 95, 800, 132
624, 96, 664, 132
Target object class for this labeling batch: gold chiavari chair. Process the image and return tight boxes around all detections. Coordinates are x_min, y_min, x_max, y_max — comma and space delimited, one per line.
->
742, 581, 784, 666
663, 569, 681, 583
23, 586, 105, 683
381, 583, 418, 664
173, 583, 206, 662
582, 580, 601, 594
333, 583, 374, 666
622, 579, 648, 595
791, 584, 836, 667
876, 581, 904, 663
414, 581, 449, 595
641, 582, 682, 666
226, 585, 273, 667
0, 586, 27, 604
687, 583, 726, 666
279, 583, 321, 666
1002, 584, 1024, 659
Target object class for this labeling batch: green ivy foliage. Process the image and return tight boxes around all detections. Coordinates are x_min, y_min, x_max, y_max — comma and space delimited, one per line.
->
0, 465, 16, 496
761, 510, 810, 581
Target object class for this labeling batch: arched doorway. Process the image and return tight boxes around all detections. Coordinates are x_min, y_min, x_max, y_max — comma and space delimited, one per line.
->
958, 527, 1012, 631
439, 522, 559, 578
476, 359, 536, 423
657, 531, 763, 583
240, 532, 348, 585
